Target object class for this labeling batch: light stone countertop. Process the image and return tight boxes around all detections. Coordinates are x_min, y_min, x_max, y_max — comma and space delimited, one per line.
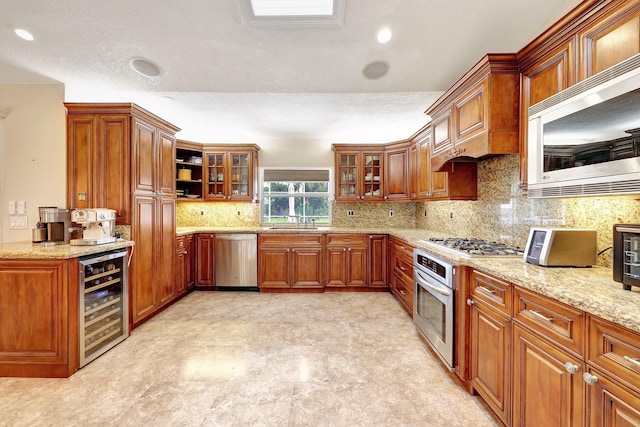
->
177, 226, 640, 333
0, 239, 133, 260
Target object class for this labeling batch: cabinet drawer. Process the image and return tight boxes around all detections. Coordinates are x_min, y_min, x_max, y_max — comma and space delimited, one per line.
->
470, 269, 511, 316
391, 238, 414, 262
326, 233, 368, 247
393, 272, 414, 313
259, 233, 324, 247
393, 254, 413, 282
587, 315, 640, 391
513, 286, 585, 357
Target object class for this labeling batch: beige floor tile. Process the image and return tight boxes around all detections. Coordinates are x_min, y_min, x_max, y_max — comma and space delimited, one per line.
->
0, 291, 497, 427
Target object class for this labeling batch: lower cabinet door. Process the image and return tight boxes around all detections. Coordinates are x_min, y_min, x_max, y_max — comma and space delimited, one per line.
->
131, 195, 157, 324
290, 247, 323, 288
258, 247, 290, 288
195, 234, 215, 287
470, 302, 511, 426
585, 367, 640, 427
512, 324, 585, 427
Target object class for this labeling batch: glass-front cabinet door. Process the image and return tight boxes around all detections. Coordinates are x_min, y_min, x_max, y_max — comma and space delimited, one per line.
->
205, 152, 226, 200
334, 147, 384, 202
204, 147, 258, 201
337, 153, 358, 201
230, 153, 251, 200
362, 153, 382, 200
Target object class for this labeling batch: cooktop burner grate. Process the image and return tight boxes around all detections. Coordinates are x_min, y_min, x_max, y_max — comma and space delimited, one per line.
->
422, 237, 525, 257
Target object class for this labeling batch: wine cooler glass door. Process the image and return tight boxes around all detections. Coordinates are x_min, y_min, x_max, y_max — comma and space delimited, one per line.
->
79, 250, 129, 367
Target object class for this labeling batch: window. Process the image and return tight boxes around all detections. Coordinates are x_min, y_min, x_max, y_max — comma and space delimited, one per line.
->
261, 168, 332, 225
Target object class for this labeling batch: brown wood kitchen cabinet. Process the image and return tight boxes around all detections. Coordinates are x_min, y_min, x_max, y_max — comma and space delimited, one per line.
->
203, 145, 259, 202
384, 141, 411, 201
368, 234, 388, 288
332, 145, 384, 202
389, 237, 414, 315
0, 259, 79, 378
325, 234, 368, 288
175, 140, 204, 200
409, 124, 477, 201
468, 269, 512, 426
65, 103, 180, 329
427, 54, 520, 172
585, 315, 640, 426
195, 233, 215, 288
258, 234, 324, 291
511, 286, 587, 427
66, 109, 130, 224
175, 235, 194, 296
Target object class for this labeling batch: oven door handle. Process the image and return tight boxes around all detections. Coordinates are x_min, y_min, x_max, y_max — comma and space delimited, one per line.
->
414, 269, 451, 297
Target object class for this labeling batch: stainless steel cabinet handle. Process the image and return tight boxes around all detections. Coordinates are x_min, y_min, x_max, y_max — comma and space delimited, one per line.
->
583, 372, 598, 385
466, 298, 474, 306
624, 356, 640, 368
564, 362, 578, 374
529, 310, 555, 322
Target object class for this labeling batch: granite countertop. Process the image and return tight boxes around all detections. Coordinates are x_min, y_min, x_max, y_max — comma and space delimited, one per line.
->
0, 239, 133, 260
177, 226, 640, 333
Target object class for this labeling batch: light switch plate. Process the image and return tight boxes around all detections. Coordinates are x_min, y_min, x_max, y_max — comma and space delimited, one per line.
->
17, 200, 26, 215
8, 201, 16, 215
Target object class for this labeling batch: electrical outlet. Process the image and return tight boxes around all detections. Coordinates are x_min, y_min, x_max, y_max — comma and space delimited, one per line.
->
347, 210, 354, 217
450, 211, 454, 219
389, 210, 394, 217
237, 210, 241, 217
424, 210, 427, 217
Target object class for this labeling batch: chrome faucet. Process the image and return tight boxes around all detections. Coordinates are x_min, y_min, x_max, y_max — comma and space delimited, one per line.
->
287, 215, 300, 228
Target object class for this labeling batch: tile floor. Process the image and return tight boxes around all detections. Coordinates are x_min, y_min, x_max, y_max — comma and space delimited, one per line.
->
0, 291, 497, 427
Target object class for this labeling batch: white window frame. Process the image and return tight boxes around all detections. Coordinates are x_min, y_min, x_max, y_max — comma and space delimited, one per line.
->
259, 166, 334, 226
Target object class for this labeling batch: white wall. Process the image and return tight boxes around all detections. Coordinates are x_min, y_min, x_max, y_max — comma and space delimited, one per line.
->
0, 83, 66, 242
257, 139, 334, 167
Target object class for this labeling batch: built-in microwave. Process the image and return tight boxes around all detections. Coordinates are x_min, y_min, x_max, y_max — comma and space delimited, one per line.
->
527, 54, 640, 198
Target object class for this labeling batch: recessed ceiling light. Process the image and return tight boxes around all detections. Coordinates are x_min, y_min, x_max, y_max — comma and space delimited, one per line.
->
250, 0, 333, 16
377, 27, 392, 44
14, 28, 34, 41
129, 58, 161, 77
362, 61, 390, 80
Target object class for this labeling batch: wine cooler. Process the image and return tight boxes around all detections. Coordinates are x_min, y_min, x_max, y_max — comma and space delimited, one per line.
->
79, 250, 129, 367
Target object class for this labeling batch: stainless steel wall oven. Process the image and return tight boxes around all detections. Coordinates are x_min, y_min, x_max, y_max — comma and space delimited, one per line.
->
413, 248, 455, 370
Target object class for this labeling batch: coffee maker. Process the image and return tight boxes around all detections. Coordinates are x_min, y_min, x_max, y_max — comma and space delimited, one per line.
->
32, 207, 72, 246
70, 208, 117, 246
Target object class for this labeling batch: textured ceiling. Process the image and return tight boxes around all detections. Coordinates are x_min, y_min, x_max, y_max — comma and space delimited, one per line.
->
0, 0, 583, 143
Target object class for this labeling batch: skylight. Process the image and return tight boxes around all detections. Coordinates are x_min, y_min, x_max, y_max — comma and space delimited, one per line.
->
243, 0, 345, 27
250, 0, 334, 17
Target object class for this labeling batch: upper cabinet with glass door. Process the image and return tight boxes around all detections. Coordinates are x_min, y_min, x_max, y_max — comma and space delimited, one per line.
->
203, 144, 260, 202
332, 145, 384, 201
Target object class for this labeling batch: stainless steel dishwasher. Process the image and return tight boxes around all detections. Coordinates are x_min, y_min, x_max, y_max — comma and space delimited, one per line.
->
215, 233, 258, 290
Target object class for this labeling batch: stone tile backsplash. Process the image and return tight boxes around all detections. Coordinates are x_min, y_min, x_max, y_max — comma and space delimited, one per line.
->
415, 154, 640, 267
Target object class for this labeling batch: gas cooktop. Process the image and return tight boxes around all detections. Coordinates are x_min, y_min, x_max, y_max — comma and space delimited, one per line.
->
421, 237, 525, 258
